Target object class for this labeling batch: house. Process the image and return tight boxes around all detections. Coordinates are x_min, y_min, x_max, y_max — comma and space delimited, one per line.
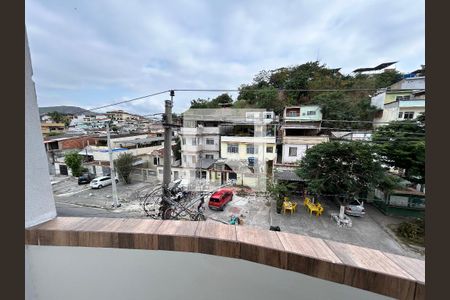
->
276, 106, 328, 166
43, 135, 99, 175
41, 123, 66, 136
370, 187, 425, 218
106, 110, 137, 123
370, 69, 425, 126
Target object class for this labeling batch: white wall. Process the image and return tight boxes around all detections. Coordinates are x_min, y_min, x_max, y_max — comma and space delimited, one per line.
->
25, 246, 392, 300
370, 92, 386, 109
282, 144, 308, 163
25, 31, 57, 228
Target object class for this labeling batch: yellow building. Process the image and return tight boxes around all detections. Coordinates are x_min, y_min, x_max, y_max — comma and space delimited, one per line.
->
41, 123, 65, 136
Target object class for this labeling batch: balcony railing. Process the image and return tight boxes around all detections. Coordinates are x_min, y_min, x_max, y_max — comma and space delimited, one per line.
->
25, 217, 425, 300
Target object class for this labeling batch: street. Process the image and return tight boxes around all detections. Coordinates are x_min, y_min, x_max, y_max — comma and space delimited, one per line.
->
51, 175, 424, 260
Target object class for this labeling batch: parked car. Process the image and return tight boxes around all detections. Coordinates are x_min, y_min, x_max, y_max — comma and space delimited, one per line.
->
89, 175, 119, 189
78, 173, 95, 185
208, 188, 233, 211
345, 199, 366, 217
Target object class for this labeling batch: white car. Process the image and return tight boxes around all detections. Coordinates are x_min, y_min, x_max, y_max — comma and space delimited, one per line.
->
345, 199, 366, 217
89, 176, 119, 189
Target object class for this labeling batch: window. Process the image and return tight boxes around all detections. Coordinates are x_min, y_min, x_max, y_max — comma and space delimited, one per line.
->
182, 137, 186, 145
266, 146, 273, 153
288, 111, 298, 117
192, 138, 197, 146
396, 95, 411, 101
289, 147, 297, 157
205, 154, 214, 159
403, 112, 414, 119
227, 144, 239, 153
183, 155, 186, 163
247, 144, 258, 154
398, 112, 403, 119
206, 139, 214, 145
153, 157, 158, 165
307, 110, 316, 116
192, 156, 197, 163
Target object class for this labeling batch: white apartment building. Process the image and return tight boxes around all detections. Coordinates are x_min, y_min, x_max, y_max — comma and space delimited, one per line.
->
179, 108, 275, 188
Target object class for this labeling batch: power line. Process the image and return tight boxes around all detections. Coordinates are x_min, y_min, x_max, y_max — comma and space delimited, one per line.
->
173, 88, 414, 93
87, 90, 170, 112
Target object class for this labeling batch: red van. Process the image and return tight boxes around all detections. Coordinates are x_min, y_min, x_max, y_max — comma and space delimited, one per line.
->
208, 188, 233, 211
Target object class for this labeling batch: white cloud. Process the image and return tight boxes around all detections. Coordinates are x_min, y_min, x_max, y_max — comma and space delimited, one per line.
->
26, 0, 425, 114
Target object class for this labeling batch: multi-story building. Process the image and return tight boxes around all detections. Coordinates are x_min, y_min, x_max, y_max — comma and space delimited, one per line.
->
41, 123, 66, 136
278, 106, 328, 164
371, 69, 425, 126
179, 108, 275, 190
106, 110, 139, 123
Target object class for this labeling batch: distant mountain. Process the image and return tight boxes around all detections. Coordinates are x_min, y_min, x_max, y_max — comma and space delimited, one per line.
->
39, 106, 97, 116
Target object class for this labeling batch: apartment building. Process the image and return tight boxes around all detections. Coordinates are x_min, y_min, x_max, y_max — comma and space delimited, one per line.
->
180, 108, 275, 189
277, 106, 328, 165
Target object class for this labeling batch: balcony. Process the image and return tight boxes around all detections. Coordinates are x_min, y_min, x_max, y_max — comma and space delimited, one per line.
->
180, 126, 220, 135
26, 217, 425, 300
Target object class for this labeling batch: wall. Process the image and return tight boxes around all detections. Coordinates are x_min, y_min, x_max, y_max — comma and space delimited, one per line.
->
25, 246, 392, 300
60, 137, 98, 150
25, 32, 57, 228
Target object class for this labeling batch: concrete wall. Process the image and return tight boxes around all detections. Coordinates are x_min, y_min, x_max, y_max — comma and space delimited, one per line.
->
25, 246, 392, 300
25, 32, 57, 228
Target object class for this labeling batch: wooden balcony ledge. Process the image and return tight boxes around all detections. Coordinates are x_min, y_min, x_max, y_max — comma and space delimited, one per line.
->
25, 217, 424, 300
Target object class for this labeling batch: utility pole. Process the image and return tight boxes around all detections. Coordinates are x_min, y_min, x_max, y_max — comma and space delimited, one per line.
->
161, 90, 174, 219
106, 122, 120, 207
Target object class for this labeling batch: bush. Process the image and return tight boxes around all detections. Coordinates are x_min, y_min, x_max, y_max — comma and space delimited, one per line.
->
396, 218, 424, 244
236, 188, 250, 197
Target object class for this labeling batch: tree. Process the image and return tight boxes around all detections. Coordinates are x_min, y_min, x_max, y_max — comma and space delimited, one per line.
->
372, 117, 425, 184
64, 151, 84, 177
311, 92, 379, 130
48, 111, 65, 123
296, 141, 389, 218
189, 93, 233, 109
114, 153, 135, 184
374, 70, 404, 88
111, 125, 119, 133
267, 181, 297, 214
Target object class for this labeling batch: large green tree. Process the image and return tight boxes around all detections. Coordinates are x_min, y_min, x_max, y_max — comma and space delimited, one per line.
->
372, 115, 425, 184
48, 111, 65, 123
64, 151, 84, 177
296, 141, 392, 217
189, 93, 233, 109
114, 153, 135, 184
310, 92, 379, 130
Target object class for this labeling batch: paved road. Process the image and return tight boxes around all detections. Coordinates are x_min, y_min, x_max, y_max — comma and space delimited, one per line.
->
56, 202, 145, 218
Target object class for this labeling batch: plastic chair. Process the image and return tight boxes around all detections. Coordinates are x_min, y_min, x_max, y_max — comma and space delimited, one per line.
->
291, 202, 297, 213
303, 197, 310, 207
316, 204, 324, 216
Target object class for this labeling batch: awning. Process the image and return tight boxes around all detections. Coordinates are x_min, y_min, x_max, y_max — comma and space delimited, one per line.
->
274, 170, 304, 182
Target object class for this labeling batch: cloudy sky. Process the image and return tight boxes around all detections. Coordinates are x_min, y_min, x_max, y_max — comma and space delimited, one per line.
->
25, 0, 425, 115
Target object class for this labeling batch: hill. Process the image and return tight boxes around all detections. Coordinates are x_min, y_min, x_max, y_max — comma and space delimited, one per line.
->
39, 106, 96, 116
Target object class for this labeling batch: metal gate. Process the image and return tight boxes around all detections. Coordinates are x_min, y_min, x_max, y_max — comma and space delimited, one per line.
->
59, 164, 68, 175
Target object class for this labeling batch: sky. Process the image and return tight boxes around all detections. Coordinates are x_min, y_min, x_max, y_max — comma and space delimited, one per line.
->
25, 0, 425, 115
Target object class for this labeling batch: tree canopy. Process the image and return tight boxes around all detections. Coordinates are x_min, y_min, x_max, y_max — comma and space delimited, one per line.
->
372, 114, 425, 184
114, 153, 135, 184
190, 93, 233, 109
64, 151, 84, 177
188, 61, 401, 128
296, 141, 392, 204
